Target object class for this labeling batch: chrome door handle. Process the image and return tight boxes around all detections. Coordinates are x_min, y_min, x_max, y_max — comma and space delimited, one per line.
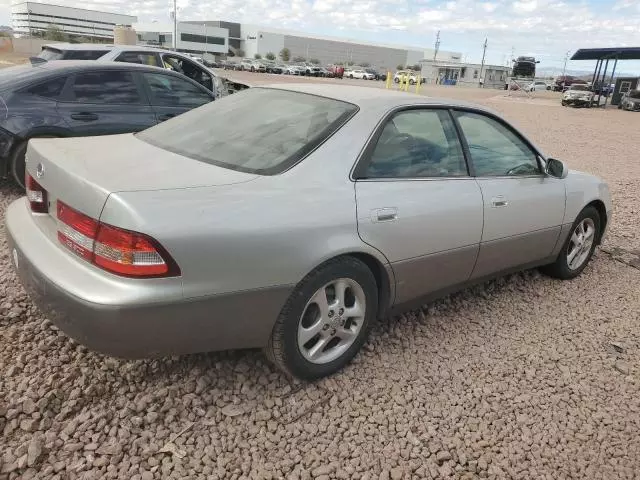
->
372, 207, 398, 222
491, 196, 508, 208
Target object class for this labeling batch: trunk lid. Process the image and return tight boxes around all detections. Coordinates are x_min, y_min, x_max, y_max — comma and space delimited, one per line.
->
25, 133, 258, 242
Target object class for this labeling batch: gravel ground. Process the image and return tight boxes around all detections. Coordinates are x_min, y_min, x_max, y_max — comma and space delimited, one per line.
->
1, 82, 640, 480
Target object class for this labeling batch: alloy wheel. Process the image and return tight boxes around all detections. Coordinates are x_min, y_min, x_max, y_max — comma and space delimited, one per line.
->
567, 218, 596, 270
297, 278, 366, 364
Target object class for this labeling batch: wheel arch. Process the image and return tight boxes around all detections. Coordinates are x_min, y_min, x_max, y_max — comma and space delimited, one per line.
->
585, 199, 607, 244
306, 251, 394, 320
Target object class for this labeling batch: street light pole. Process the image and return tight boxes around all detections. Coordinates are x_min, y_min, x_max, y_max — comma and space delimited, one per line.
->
203, 23, 207, 57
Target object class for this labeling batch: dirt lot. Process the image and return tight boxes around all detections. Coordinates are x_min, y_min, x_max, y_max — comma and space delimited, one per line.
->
1, 67, 640, 480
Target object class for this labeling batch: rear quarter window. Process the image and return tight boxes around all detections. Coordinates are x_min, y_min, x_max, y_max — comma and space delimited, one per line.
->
22, 76, 68, 99
63, 50, 107, 60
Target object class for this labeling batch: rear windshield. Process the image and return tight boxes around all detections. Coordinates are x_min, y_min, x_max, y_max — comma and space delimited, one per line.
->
39, 47, 106, 61
570, 85, 588, 91
38, 48, 63, 61
137, 88, 358, 175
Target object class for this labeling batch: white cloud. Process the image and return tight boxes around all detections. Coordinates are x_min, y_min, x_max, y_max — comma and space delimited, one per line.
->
513, 1, 538, 13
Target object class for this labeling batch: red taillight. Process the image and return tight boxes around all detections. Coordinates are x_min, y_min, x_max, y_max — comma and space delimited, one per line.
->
56, 200, 180, 278
26, 174, 48, 214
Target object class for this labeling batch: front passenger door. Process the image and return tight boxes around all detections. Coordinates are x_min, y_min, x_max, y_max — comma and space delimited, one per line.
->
140, 72, 214, 123
453, 110, 566, 279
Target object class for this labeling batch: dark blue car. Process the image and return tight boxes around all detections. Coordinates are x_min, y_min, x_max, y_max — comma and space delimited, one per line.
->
0, 60, 215, 188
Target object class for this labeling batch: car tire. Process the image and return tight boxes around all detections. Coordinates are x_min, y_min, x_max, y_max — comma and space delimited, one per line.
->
10, 136, 57, 190
561, 100, 567, 106
541, 206, 601, 280
409, 79, 416, 85
264, 256, 378, 380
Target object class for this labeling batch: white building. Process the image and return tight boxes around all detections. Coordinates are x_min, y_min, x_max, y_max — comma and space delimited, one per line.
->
11, 2, 137, 41
238, 24, 461, 70
134, 22, 228, 56
135, 20, 462, 70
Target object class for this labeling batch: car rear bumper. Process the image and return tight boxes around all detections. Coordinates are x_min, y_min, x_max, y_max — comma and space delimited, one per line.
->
6, 199, 292, 359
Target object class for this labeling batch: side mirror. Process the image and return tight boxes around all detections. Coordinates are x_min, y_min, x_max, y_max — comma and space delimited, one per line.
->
546, 158, 568, 179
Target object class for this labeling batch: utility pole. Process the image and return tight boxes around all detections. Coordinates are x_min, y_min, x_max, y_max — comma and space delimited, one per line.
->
433, 30, 440, 62
203, 23, 207, 57
172, 0, 177, 51
479, 38, 487, 88
561, 50, 570, 79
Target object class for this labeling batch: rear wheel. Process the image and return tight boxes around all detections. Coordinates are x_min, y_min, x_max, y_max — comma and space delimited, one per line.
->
264, 257, 378, 380
541, 206, 600, 280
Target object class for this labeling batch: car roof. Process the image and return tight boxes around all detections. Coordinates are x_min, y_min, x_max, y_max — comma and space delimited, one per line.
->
35, 59, 178, 72
43, 43, 186, 56
261, 84, 492, 111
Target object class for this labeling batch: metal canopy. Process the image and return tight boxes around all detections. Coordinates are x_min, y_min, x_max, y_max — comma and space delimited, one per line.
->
571, 47, 640, 61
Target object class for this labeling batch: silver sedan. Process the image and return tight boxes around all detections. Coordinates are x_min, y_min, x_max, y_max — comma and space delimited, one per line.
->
6, 84, 612, 379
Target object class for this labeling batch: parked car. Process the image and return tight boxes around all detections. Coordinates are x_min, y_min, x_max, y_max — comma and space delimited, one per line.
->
561, 84, 594, 107
38, 44, 246, 99
346, 69, 375, 80
284, 64, 306, 75
327, 64, 344, 79
0, 60, 215, 189
553, 75, 587, 92
393, 70, 424, 84
365, 68, 386, 81
618, 90, 640, 111
7, 84, 612, 379
525, 81, 548, 92
265, 62, 285, 74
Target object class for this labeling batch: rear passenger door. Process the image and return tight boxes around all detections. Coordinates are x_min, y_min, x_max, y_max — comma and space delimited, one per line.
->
140, 71, 214, 123
57, 69, 156, 136
354, 108, 484, 305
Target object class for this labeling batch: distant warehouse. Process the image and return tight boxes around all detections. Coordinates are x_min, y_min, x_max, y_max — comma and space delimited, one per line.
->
135, 20, 463, 71
11, 1, 137, 42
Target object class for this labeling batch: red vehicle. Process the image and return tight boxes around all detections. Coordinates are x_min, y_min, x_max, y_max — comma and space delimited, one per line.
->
554, 75, 587, 92
328, 64, 344, 79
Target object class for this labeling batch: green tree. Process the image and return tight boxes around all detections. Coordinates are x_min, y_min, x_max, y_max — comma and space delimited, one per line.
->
410, 64, 421, 71
254, 53, 262, 59
44, 24, 67, 41
360, 62, 370, 68
265, 52, 276, 61
335, 61, 344, 66
236, 48, 245, 57
279, 48, 291, 62
309, 58, 320, 65
292, 55, 306, 63
346, 61, 355, 66
396, 64, 405, 70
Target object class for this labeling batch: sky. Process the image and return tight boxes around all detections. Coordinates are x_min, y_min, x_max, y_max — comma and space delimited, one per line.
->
2, 0, 640, 73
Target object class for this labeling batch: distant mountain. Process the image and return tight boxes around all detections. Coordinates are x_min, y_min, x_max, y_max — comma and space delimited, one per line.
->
537, 66, 637, 79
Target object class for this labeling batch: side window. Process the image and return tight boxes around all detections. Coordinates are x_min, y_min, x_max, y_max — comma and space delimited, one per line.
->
70, 71, 141, 104
64, 50, 106, 60
454, 111, 540, 176
364, 109, 467, 178
161, 55, 213, 92
116, 52, 161, 67
142, 73, 212, 107
24, 76, 68, 99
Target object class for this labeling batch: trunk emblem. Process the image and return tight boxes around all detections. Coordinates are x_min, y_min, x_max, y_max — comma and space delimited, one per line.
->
36, 163, 45, 179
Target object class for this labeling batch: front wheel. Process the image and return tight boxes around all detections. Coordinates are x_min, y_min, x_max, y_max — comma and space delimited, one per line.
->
264, 257, 378, 380
541, 206, 600, 280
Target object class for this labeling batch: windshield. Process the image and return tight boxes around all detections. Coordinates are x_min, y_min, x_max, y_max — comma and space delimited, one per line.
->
570, 85, 588, 91
137, 88, 358, 175
38, 48, 63, 61
629, 90, 640, 99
